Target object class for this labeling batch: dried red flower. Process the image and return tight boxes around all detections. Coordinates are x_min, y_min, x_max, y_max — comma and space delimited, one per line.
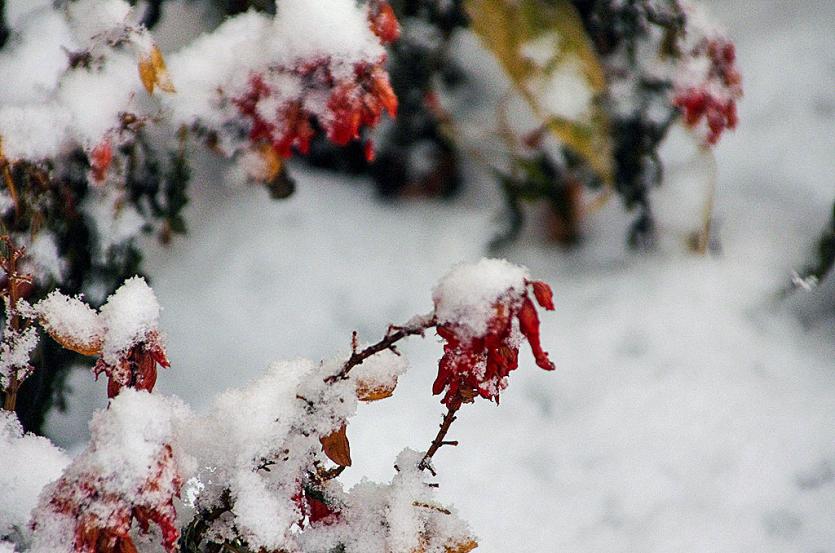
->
90, 138, 114, 183
233, 58, 397, 162
433, 280, 555, 408
42, 444, 181, 553
93, 329, 170, 398
368, 1, 401, 44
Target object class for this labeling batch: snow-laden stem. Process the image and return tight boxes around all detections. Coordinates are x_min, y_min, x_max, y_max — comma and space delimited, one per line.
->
325, 314, 436, 384
2, 236, 25, 411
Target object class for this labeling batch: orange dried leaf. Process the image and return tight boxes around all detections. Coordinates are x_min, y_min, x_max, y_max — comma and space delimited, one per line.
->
43, 326, 102, 356
446, 539, 478, 553
356, 375, 397, 402
152, 46, 176, 93
139, 45, 176, 95
138, 56, 156, 94
320, 424, 352, 466
259, 143, 283, 182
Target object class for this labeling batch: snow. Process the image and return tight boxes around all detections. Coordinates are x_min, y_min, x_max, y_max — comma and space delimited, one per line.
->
272, 0, 385, 72
520, 33, 561, 68
26, 233, 67, 285
0, 0, 385, 161
0, 327, 38, 390
33, 291, 103, 355
98, 276, 161, 363
65, 0, 132, 44
0, 411, 70, 544
533, 58, 594, 122
82, 189, 147, 266
433, 258, 529, 339
0, 0, 826, 551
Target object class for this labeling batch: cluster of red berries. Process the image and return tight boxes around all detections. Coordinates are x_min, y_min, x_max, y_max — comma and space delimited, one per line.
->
674, 38, 742, 145
433, 281, 556, 408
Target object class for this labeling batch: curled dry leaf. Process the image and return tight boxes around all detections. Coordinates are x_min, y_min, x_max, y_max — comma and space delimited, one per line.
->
356, 374, 397, 402
139, 45, 176, 95
42, 325, 103, 357
319, 424, 352, 467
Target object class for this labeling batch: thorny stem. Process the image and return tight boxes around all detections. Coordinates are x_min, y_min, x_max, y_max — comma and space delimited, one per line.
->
418, 403, 461, 476
324, 314, 436, 384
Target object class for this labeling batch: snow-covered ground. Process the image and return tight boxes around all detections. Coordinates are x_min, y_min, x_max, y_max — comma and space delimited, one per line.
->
44, 1, 834, 551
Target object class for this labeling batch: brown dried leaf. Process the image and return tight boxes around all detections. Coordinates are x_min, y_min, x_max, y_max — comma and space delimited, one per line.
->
320, 424, 352, 466
356, 375, 397, 402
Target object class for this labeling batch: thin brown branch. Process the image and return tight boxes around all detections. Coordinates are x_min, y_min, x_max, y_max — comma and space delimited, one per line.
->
1, 235, 24, 411
412, 501, 452, 515
418, 404, 460, 476
324, 314, 435, 384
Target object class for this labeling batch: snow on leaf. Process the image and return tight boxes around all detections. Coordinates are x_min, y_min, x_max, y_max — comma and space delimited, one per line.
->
34, 291, 104, 356
466, 0, 613, 183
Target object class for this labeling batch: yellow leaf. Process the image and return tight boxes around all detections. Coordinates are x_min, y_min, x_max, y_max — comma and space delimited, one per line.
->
138, 45, 176, 95
320, 424, 352, 467
465, 0, 612, 183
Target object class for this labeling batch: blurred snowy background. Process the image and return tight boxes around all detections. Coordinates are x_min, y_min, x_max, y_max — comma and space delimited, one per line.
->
43, 1, 834, 551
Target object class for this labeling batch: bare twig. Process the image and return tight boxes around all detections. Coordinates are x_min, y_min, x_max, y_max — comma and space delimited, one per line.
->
324, 314, 435, 384
418, 404, 460, 476
412, 501, 452, 515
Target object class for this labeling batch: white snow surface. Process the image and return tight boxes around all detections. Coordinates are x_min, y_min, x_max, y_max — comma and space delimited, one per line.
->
31, 1, 835, 552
